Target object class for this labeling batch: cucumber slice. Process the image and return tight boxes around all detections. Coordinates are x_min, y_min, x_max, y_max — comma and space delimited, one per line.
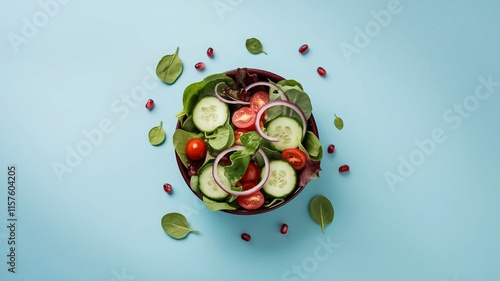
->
265, 116, 303, 151
192, 96, 229, 133
198, 164, 229, 201
261, 160, 297, 198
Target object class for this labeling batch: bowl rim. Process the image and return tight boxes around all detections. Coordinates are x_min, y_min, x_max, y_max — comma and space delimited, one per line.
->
174, 68, 320, 215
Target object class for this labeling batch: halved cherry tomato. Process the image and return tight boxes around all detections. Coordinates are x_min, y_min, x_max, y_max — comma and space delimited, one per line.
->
250, 90, 269, 112
234, 128, 249, 146
241, 161, 260, 183
232, 107, 256, 130
281, 148, 307, 170
237, 188, 265, 210
185, 138, 207, 160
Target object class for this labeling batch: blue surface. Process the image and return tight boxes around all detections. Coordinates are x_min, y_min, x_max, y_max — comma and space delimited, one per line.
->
1, 0, 500, 280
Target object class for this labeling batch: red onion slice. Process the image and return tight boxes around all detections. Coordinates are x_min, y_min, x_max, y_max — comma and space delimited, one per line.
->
212, 146, 270, 197
255, 100, 308, 142
214, 82, 250, 105
244, 81, 287, 101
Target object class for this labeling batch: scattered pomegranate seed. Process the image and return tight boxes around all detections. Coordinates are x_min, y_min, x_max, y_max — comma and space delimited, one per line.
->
339, 165, 350, 173
327, 144, 335, 154
241, 233, 251, 242
207, 47, 214, 58
195, 62, 205, 70
280, 224, 289, 234
145, 99, 154, 110
298, 44, 309, 54
163, 183, 172, 194
317, 67, 327, 77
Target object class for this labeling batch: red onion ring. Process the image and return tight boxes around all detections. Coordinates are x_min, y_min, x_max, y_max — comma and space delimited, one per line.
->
255, 100, 308, 142
244, 81, 287, 101
212, 146, 270, 197
214, 82, 250, 105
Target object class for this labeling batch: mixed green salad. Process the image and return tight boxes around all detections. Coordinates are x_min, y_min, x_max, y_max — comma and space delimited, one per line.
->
173, 68, 322, 212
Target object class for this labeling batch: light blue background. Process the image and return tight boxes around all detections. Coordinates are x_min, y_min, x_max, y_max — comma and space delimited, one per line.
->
1, 0, 499, 280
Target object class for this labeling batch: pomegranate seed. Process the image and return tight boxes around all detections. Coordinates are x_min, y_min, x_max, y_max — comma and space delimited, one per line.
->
327, 144, 335, 154
280, 224, 288, 234
317, 67, 327, 77
241, 233, 251, 242
207, 47, 214, 58
163, 183, 172, 194
195, 62, 205, 70
298, 44, 309, 54
145, 99, 154, 110
339, 165, 350, 173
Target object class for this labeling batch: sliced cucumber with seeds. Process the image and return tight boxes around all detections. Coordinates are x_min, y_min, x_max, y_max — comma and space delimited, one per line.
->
261, 160, 297, 198
266, 116, 303, 151
198, 164, 229, 201
192, 96, 229, 133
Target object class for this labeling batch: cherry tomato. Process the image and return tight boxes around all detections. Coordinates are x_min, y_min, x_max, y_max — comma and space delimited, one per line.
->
250, 90, 269, 112
232, 107, 256, 130
241, 162, 260, 183
237, 190, 265, 210
185, 138, 207, 160
281, 148, 307, 170
234, 128, 249, 146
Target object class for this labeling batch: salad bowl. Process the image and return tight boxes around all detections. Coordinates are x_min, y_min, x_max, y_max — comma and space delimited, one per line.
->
174, 68, 322, 215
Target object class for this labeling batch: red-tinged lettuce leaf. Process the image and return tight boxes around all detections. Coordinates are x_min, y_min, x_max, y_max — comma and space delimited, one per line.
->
299, 158, 322, 187
234, 68, 260, 101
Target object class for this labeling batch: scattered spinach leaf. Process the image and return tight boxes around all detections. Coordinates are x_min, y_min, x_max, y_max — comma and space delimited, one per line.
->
245, 38, 267, 55
334, 114, 344, 130
156, 47, 183, 84
309, 195, 334, 233
148, 121, 166, 146
161, 212, 199, 239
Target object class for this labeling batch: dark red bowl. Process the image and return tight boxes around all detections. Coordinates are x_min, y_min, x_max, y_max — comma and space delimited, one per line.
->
175, 68, 320, 215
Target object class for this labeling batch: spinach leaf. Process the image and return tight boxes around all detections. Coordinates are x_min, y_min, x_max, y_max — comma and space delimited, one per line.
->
203, 196, 238, 211
284, 88, 312, 120
172, 129, 203, 167
334, 114, 344, 130
240, 131, 261, 154
263, 197, 284, 208
161, 212, 198, 239
277, 79, 303, 90
309, 195, 334, 233
225, 150, 250, 185
303, 131, 323, 161
181, 115, 197, 132
245, 38, 267, 55
148, 121, 166, 146
156, 47, 183, 84
206, 124, 234, 151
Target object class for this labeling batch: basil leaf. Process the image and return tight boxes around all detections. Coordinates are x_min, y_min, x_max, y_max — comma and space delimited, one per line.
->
245, 38, 267, 55
203, 196, 238, 211
156, 46, 183, 84
172, 129, 204, 167
334, 114, 344, 130
148, 121, 166, 146
309, 195, 334, 233
161, 212, 199, 239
